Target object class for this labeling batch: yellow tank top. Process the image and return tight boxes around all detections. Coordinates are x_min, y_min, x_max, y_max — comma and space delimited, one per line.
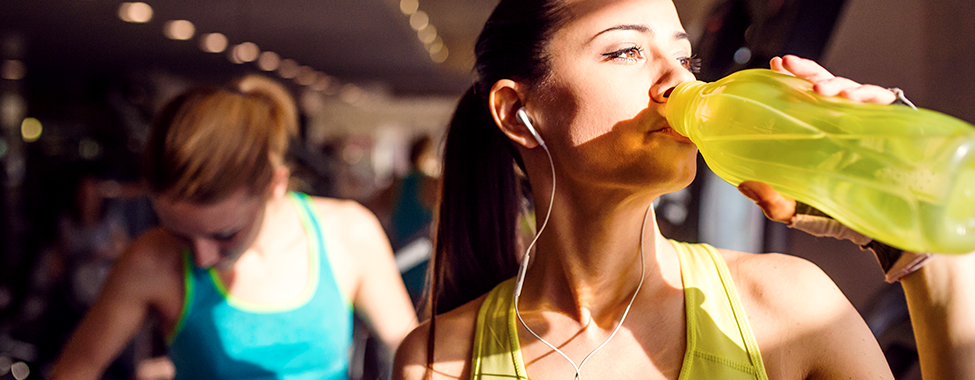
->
470, 240, 769, 379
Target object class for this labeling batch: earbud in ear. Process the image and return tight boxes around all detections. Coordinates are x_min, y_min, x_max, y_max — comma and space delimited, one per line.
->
515, 108, 546, 148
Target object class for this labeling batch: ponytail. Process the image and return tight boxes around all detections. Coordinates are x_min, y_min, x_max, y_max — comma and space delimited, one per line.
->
427, 87, 522, 318
421, 0, 567, 372
144, 74, 297, 203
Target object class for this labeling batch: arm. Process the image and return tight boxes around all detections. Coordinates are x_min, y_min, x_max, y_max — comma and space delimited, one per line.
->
339, 202, 419, 351
899, 253, 975, 380
49, 236, 164, 380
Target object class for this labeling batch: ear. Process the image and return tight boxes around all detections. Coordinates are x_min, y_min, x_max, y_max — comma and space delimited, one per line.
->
489, 79, 541, 149
268, 165, 291, 199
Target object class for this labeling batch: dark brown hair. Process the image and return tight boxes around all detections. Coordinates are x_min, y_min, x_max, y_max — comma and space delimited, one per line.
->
424, 0, 569, 369
143, 75, 298, 203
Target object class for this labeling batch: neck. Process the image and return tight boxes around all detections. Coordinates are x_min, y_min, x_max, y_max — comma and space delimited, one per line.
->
522, 184, 679, 323
249, 192, 297, 258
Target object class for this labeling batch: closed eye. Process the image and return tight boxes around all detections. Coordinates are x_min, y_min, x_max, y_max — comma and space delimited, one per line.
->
211, 230, 239, 242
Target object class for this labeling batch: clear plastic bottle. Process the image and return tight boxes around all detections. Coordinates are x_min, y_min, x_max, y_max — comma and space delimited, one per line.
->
667, 68, 975, 254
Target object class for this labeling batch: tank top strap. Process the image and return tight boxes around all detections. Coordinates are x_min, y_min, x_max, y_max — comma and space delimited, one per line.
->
289, 191, 351, 311
166, 250, 222, 345
671, 240, 769, 380
471, 278, 527, 380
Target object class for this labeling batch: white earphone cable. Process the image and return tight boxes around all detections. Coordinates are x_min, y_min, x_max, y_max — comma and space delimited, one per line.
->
513, 131, 650, 380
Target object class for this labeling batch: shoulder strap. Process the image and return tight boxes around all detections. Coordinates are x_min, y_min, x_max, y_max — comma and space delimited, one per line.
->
470, 278, 528, 380
673, 240, 768, 380
289, 191, 351, 311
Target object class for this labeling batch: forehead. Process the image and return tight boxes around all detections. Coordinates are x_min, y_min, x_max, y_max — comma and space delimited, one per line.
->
556, 0, 685, 41
153, 188, 262, 235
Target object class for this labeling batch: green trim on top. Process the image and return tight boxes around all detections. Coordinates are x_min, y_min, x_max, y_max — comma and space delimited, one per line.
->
205, 192, 321, 313
292, 192, 353, 311
166, 251, 195, 345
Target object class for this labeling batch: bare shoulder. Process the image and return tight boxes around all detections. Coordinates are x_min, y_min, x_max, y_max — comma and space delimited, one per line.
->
394, 295, 487, 380
99, 228, 187, 325
308, 196, 387, 241
716, 249, 886, 378
717, 249, 847, 325
117, 228, 185, 287
309, 196, 378, 223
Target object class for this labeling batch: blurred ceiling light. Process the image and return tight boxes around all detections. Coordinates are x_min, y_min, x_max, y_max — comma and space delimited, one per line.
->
233, 42, 260, 63
399, 0, 419, 15
409, 11, 429, 31
312, 76, 334, 92
20, 117, 42, 142
228, 50, 244, 64
257, 51, 281, 71
427, 38, 444, 54
79, 138, 102, 160
10, 361, 28, 380
119, 2, 153, 23
163, 20, 195, 40
200, 33, 228, 53
278, 59, 299, 79
296, 66, 317, 86
733, 46, 752, 65
430, 46, 448, 63
1, 60, 26, 80
417, 25, 437, 44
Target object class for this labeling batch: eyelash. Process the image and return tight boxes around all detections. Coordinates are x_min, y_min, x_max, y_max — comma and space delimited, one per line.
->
603, 47, 703, 74
603, 46, 645, 62
679, 55, 702, 73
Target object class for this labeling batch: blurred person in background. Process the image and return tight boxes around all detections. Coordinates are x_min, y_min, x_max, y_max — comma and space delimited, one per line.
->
392, 0, 975, 379
387, 135, 438, 252
50, 74, 417, 380
370, 135, 439, 307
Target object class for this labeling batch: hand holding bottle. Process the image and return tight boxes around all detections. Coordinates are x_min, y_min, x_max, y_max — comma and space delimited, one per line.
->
668, 55, 975, 254
735, 55, 936, 280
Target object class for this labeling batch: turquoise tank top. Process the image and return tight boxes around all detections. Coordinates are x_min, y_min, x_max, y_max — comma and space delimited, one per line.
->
167, 192, 353, 380
470, 241, 769, 379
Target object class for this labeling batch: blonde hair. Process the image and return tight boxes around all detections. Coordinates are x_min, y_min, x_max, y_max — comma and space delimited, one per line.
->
144, 75, 298, 203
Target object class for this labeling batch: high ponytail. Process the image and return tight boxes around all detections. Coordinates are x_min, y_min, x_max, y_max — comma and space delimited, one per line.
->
144, 75, 297, 203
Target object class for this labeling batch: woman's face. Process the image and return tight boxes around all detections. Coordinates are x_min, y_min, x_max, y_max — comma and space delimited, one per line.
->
528, 0, 699, 194
153, 188, 267, 270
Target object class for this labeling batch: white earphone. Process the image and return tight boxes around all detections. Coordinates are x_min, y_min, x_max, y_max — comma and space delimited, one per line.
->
511, 106, 649, 380
516, 107, 546, 148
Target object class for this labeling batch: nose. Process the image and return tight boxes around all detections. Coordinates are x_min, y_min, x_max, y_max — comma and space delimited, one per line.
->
191, 239, 221, 268
649, 58, 698, 104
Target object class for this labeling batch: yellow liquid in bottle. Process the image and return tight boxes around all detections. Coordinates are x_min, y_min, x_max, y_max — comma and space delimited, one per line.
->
668, 69, 975, 254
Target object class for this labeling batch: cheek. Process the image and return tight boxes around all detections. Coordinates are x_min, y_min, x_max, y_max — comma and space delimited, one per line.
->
561, 78, 653, 147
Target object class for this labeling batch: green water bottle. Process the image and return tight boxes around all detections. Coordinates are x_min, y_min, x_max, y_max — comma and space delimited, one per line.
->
667, 68, 975, 254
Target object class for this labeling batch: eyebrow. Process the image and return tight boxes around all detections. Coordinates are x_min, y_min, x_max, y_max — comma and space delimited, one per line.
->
588, 24, 690, 44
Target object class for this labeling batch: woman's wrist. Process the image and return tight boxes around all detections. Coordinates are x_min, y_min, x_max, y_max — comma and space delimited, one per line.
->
788, 202, 932, 283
